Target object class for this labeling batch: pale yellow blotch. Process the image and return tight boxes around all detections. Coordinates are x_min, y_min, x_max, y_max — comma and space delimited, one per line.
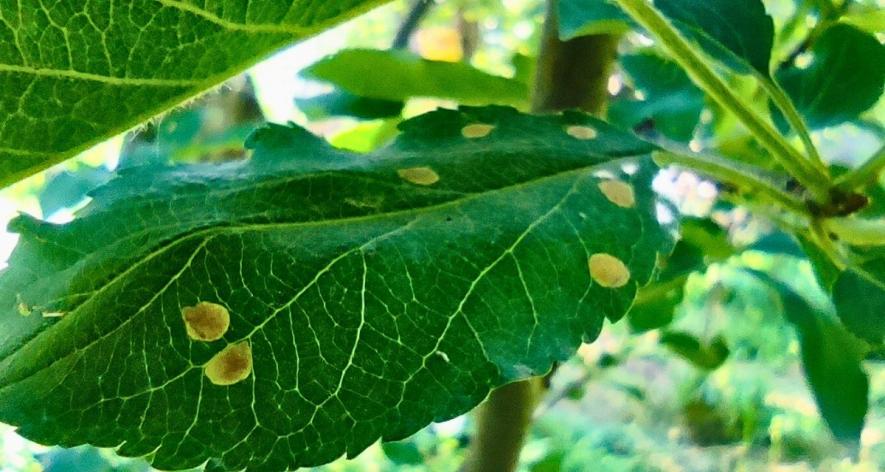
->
17, 303, 30, 317
598, 180, 635, 208
182, 301, 230, 342
566, 125, 598, 140
204, 342, 253, 386
398, 166, 440, 186
588, 253, 631, 288
461, 123, 494, 138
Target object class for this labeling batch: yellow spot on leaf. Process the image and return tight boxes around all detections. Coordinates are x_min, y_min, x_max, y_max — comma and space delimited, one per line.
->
588, 253, 631, 288
461, 123, 494, 138
17, 302, 30, 317
566, 125, 597, 140
398, 166, 440, 186
598, 180, 635, 208
182, 301, 230, 342
205, 342, 253, 386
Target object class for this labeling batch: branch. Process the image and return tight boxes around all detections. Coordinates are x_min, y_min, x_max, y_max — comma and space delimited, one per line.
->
824, 216, 885, 246
392, 0, 434, 49
611, 0, 832, 204
461, 380, 544, 472
653, 149, 807, 214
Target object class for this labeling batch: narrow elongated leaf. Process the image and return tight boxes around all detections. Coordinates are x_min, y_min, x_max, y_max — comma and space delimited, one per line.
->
558, 0, 631, 40
0, 0, 389, 187
0, 106, 673, 471
296, 89, 404, 120
752, 272, 869, 445
654, 0, 774, 75
775, 24, 885, 129
303, 49, 529, 105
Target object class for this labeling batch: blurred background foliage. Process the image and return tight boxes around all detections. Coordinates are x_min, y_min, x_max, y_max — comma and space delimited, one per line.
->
0, 0, 883, 470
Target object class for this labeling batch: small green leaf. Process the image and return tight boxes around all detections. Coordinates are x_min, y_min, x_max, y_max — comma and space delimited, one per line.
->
558, 0, 632, 40
303, 49, 529, 105
609, 52, 704, 141
0, 0, 390, 187
660, 331, 729, 370
833, 261, 885, 344
39, 166, 112, 217
381, 441, 424, 465
751, 272, 869, 445
0, 106, 673, 470
627, 285, 682, 332
775, 24, 885, 129
654, 0, 774, 75
627, 217, 733, 332
296, 90, 404, 120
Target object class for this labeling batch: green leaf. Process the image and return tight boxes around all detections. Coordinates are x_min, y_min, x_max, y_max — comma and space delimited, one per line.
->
328, 119, 400, 153
0, 0, 390, 188
775, 24, 885, 129
660, 331, 729, 370
747, 231, 804, 258
609, 52, 704, 141
833, 261, 885, 344
839, 8, 885, 35
627, 217, 733, 332
296, 90, 404, 120
627, 284, 682, 332
654, 0, 774, 75
751, 272, 869, 445
0, 106, 673, 470
797, 235, 841, 292
39, 165, 112, 217
39, 446, 151, 472
381, 441, 424, 465
303, 49, 529, 105
558, 0, 631, 40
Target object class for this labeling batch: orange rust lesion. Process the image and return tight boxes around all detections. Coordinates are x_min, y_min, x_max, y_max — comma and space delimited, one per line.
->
397, 166, 440, 186
461, 123, 495, 138
182, 301, 230, 342
588, 253, 631, 288
598, 180, 636, 208
204, 342, 253, 386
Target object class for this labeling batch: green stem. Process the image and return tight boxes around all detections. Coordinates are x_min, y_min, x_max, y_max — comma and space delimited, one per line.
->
611, 0, 832, 203
653, 149, 806, 214
461, 379, 545, 472
835, 144, 885, 191
824, 216, 885, 246
760, 78, 828, 175
810, 219, 848, 270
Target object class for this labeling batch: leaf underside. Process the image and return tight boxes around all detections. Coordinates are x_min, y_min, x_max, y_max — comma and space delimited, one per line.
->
0, 0, 390, 187
0, 106, 673, 470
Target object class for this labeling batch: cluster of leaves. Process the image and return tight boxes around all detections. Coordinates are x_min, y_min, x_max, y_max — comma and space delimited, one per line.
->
0, 0, 882, 470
